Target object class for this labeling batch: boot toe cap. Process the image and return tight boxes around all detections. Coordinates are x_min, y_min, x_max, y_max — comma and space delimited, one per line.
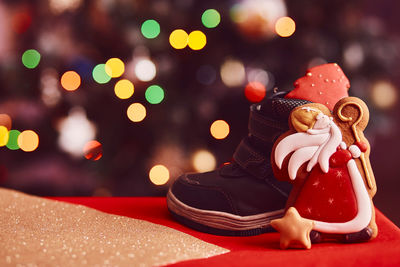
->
170, 173, 237, 214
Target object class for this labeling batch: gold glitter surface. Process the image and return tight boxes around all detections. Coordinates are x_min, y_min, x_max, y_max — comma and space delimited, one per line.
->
0, 188, 229, 266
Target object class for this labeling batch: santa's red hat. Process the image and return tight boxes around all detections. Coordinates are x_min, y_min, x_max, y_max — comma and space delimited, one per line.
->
285, 63, 350, 111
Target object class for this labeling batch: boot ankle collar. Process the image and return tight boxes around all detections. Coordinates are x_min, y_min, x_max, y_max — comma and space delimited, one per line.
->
249, 98, 311, 143
248, 109, 286, 142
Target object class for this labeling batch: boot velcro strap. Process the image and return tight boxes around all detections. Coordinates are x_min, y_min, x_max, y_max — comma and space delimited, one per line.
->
233, 138, 272, 180
248, 109, 287, 142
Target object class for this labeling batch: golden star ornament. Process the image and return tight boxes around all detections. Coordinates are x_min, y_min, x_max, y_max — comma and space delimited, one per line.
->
271, 207, 315, 249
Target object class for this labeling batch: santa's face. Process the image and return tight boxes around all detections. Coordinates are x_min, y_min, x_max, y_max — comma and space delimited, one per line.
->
314, 113, 331, 129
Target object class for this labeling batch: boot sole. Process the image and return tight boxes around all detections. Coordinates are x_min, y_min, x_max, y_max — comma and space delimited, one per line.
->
167, 189, 284, 236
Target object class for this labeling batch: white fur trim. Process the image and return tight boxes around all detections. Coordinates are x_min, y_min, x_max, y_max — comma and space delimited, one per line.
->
340, 142, 347, 150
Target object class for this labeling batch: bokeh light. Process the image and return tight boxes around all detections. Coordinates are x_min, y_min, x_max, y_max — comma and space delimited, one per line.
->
371, 81, 398, 109
201, 9, 221, 28
192, 150, 216, 172
220, 59, 245, 87
49, 0, 82, 14
247, 68, 269, 86
57, 107, 97, 158
92, 64, 111, 84
149, 164, 170, 185
127, 103, 146, 122
83, 140, 103, 161
41, 68, 62, 107
244, 81, 266, 102
308, 57, 328, 69
0, 126, 9, 147
188, 31, 207, 50
6, 130, 21, 150
22, 49, 41, 69
17, 130, 39, 152
210, 120, 230, 139
93, 187, 112, 196
105, 58, 125, 78
0, 114, 12, 130
141, 19, 161, 39
145, 85, 165, 104
196, 65, 217, 85
135, 58, 156, 82
230, 0, 287, 40
61, 71, 81, 91
12, 8, 32, 34
114, 79, 134, 99
275, 16, 296, 37
344, 43, 364, 70
169, 29, 189, 49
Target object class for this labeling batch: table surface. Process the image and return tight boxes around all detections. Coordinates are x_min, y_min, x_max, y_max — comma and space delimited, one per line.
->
49, 197, 400, 266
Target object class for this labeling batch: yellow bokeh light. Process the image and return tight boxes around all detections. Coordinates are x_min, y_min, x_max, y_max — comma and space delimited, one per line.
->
127, 103, 146, 122
105, 58, 125, 78
192, 150, 216, 172
61, 71, 81, 91
149, 164, 170, 185
169, 29, 189, 49
17, 130, 39, 152
371, 81, 398, 109
0, 126, 9, 147
114, 79, 134, 99
275, 17, 296, 37
188, 30, 207, 50
210, 120, 230, 139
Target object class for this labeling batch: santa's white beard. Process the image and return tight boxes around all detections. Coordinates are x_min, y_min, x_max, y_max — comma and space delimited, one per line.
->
274, 121, 343, 180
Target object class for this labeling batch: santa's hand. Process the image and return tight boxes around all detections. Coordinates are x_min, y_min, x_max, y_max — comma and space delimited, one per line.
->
349, 145, 361, 158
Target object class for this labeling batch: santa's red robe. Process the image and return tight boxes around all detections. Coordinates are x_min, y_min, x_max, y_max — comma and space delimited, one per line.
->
294, 149, 358, 223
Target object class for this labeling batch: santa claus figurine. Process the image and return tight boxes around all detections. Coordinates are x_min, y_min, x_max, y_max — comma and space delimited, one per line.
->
271, 98, 377, 249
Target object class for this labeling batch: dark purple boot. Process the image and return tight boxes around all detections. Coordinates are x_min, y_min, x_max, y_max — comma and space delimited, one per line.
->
167, 93, 310, 236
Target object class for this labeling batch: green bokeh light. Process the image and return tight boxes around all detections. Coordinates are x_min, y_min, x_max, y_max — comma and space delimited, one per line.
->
141, 20, 161, 39
22, 49, 41, 69
201, 9, 221, 28
145, 85, 165, 104
92, 64, 111, 84
6, 130, 21, 150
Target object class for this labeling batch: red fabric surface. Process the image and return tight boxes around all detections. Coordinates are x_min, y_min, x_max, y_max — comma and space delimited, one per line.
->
49, 197, 400, 266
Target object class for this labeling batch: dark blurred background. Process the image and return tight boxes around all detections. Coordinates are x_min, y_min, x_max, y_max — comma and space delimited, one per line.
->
0, 0, 399, 226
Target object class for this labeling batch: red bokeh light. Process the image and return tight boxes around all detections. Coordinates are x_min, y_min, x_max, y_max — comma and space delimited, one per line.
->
12, 7, 32, 34
83, 140, 103, 161
244, 81, 266, 103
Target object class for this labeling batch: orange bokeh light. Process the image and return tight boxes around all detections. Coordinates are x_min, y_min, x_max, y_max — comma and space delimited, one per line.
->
17, 130, 39, 152
210, 120, 230, 140
61, 71, 81, 91
275, 17, 296, 37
